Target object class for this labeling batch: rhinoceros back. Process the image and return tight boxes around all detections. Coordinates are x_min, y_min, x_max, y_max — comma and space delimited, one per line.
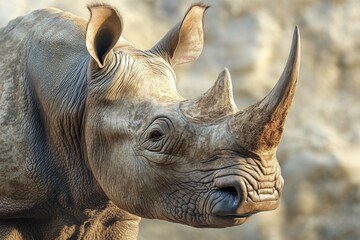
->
0, 8, 87, 217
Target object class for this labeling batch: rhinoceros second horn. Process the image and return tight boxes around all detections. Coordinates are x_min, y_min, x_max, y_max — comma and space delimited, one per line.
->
180, 68, 238, 121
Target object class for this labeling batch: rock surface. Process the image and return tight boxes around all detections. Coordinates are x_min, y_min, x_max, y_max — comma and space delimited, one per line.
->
1, 0, 359, 239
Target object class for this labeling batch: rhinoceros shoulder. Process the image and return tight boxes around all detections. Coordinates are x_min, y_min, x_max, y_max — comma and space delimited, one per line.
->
0, 8, 88, 217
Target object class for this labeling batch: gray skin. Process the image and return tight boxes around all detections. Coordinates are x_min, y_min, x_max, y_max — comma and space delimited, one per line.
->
0, 3, 300, 240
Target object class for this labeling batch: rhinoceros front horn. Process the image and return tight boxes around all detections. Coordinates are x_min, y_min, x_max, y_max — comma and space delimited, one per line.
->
229, 26, 301, 155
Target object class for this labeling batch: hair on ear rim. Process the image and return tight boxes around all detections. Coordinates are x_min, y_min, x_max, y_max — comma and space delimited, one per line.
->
149, 3, 209, 67
86, 4, 123, 68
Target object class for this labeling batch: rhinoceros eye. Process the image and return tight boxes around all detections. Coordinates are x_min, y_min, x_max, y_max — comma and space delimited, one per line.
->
141, 117, 174, 153
149, 130, 163, 141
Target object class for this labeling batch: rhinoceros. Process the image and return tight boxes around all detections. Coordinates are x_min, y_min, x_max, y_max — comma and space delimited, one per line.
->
0, 3, 300, 240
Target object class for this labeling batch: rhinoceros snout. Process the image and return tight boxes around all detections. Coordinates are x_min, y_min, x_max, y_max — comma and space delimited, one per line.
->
211, 174, 282, 220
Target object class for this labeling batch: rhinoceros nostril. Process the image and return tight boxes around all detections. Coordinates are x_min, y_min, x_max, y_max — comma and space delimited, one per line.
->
219, 186, 238, 202
210, 183, 243, 216
211, 177, 250, 216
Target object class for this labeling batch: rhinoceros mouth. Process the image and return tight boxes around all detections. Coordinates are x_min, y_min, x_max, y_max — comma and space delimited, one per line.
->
207, 214, 249, 227
212, 213, 252, 224
214, 212, 254, 218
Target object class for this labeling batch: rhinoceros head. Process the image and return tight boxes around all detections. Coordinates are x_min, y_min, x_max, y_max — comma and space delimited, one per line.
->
83, 4, 300, 228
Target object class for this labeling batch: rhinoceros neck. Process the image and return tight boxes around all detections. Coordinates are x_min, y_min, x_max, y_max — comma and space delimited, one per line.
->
0, 8, 142, 239
45, 202, 141, 240
21, 8, 112, 217
26, 45, 143, 238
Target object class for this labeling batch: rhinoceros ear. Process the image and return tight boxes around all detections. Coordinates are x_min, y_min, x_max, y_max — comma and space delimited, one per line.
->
150, 4, 208, 67
86, 5, 123, 68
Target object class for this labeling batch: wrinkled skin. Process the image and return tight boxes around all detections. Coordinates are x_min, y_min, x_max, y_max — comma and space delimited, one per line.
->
0, 3, 300, 240
84, 49, 284, 228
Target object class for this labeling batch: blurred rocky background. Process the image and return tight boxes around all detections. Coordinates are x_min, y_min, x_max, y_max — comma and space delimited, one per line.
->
1, 0, 359, 239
